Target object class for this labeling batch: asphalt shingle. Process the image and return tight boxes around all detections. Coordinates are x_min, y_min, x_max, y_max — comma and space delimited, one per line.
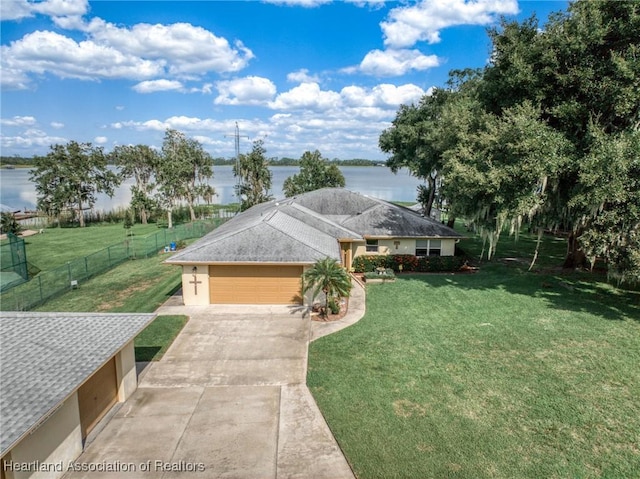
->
0, 312, 155, 456
167, 187, 462, 265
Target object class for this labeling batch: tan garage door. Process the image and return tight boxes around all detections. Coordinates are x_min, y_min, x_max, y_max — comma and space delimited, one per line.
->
209, 265, 303, 304
78, 358, 118, 440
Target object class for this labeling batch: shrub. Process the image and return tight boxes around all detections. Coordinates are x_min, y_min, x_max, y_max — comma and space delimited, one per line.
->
352, 254, 467, 273
327, 297, 340, 315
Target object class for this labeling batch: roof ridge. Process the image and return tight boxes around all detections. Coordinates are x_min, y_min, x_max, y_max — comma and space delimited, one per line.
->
265, 210, 339, 259
288, 203, 362, 238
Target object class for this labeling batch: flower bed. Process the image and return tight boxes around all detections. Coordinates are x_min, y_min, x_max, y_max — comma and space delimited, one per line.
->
363, 268, 396, 283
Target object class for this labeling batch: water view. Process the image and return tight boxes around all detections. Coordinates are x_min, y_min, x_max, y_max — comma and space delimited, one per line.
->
0, 165, 423, 213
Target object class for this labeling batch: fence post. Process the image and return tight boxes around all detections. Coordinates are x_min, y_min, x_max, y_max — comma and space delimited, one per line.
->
38, 275, 43, 303
85, 256, 89, 279
108, 246, 112, 267
67, 262, 72, 286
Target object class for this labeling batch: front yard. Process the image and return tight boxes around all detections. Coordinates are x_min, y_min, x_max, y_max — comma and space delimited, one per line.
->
308, 263, 640, 478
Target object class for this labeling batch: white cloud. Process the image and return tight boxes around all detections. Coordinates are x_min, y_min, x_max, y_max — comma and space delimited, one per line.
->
32, 0, 88, 17
94, 136, 108, 144
1, 14, 254, 89
0, 0, 88, 22
133, 79, 184, 94
0, 0, 33, 21
262, 0, 332, 7
341, 84, 426, 108
0, 129, 67, 151
345, 0, 386, 8
192, 83, 214, 94
83, 18, 254, 76
358, 49, 440, 76
270, 82, 342, 111
287, 69, 320, 84
0, 116, 37, 127
1, 31, 164, 84
382, 0, 519, 48
50, 121, 65, 129
214, 76, 277, 105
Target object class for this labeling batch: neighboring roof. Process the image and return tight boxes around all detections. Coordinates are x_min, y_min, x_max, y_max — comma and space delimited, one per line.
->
167, 188, 461, 265
0, 204, 19, 214
0, 312, 156, 456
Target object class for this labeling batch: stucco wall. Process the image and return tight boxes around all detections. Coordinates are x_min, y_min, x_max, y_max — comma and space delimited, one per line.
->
181, 265, 210, 305
301, 265, 314, 306
441, 239, 456, 256
4, 394, 83, 479
352, 238, 457, 261
116, 341, 137, 402
379, 239, 415, 255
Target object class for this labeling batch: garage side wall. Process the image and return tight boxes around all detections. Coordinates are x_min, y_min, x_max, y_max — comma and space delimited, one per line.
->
181, 265, 210, 306
116, 341, 137, 402
5, 393, 82, 479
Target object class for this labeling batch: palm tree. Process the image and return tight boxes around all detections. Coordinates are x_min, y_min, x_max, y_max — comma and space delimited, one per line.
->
303, 257, 352, 317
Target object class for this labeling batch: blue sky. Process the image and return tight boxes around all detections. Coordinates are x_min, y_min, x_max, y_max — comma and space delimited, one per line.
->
1, 0, 568, 160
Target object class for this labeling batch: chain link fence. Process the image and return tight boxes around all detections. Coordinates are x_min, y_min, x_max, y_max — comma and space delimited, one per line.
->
0, 233, 29, 292
0, 220, 226, 311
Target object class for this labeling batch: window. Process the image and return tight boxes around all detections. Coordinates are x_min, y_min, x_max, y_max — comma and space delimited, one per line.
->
415, 239, 442, 256
415, 239, 428, 257
366, 239, 379, 253
428, 239, 441, 256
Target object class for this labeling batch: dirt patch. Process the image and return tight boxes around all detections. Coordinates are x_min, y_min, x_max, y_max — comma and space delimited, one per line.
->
0, 229, 41, 240
96, 279, 158, 311
393, 399, 428, 418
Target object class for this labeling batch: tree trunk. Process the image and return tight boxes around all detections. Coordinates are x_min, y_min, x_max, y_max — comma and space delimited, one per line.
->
77, 198, 85, 228
140, 208, 148, 225
167, 209, 173, 229
189, 203, 196, 222
447, 216, 456, 228
563, 230, 588, 269
424, 176, 436, 217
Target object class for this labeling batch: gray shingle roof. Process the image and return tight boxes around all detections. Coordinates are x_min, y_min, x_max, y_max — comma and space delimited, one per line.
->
0, 312, 156, 456
167, 188, 461, 265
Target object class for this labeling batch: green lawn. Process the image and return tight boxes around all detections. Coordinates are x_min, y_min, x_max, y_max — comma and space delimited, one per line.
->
21, 223, 160, 271
134, 314, 189, 362
34, 252, 181, 313
33, 241, 190, 362
309, 260, 640, 477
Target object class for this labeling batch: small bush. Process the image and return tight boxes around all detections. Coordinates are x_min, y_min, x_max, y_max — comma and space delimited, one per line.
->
328, 297, 340, 315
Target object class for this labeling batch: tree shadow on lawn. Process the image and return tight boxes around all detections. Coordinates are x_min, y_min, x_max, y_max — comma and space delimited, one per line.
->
396, 263, 640, 323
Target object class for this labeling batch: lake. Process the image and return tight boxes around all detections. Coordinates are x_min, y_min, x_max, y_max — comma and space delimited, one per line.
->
0, 165, 423, 212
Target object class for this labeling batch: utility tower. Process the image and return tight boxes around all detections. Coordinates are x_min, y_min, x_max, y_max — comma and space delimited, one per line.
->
225, 122, 249, 204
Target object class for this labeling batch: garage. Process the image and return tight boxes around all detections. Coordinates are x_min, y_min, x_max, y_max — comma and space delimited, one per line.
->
77, 358, 118, 440
209, 265, 303, 304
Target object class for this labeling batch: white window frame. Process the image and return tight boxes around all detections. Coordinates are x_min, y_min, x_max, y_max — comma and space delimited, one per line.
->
415, 239, 442, 257
366, 239, 379, 253
415, 239, 428, 257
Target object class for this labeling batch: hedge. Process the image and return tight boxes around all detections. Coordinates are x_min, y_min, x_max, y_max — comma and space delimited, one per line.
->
352, 254, 467, 273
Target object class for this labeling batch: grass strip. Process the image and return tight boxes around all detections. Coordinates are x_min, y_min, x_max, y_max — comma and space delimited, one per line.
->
134, 314, 188, 362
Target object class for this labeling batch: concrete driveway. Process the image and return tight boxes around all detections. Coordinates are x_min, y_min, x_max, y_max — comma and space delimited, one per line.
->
64, 303, 355, 479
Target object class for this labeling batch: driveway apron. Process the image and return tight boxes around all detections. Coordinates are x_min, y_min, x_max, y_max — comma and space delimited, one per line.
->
64, 304, 354, 479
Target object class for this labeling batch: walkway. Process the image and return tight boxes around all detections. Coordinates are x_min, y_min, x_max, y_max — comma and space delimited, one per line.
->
64, 283, 365, 479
